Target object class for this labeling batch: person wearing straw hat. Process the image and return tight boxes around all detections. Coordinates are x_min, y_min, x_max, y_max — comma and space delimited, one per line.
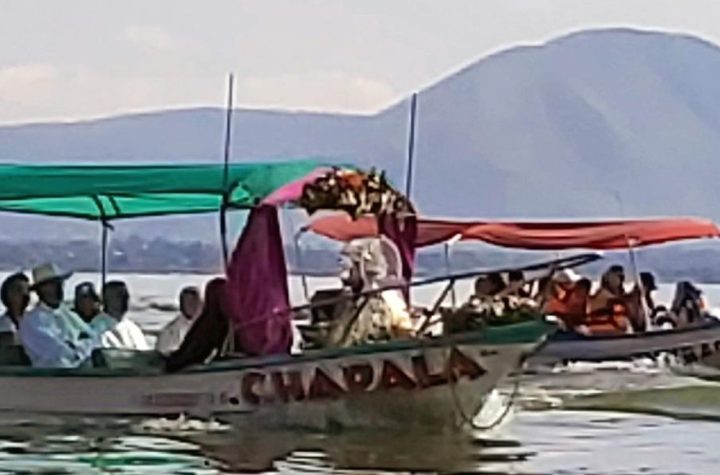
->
18, 263, 97, 368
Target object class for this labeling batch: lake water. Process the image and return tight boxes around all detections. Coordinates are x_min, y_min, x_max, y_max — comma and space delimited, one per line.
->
2, 272, 720, 474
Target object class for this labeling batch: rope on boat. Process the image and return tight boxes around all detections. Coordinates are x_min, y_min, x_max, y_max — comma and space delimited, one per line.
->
417, 324, 521, 432
448, 371, 520, 431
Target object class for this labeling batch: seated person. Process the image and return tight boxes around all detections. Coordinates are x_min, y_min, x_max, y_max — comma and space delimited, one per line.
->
320, 237, 415, 347
670, 281, 710, 327
155, 286, 202, 355
0, 273, 30, 345
498, 270, 531, 298
542, 271, 591, 333
625, 271, 660, 332
474, 273, 506, 299
166, 278, 230, 372
93, 281, 149, 350
586, 266, 633, 335
74, 282, 101, 324
639, 272, 658, 313
19, 264, 96, 368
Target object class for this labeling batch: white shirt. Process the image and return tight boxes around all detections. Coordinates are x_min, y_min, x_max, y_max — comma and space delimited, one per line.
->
19, 303, 96, 368
92, 313, 149, 351
0, 313, 19, 344
155, 314, 193, 355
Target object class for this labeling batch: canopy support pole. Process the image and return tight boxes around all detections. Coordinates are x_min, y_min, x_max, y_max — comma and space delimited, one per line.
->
90, 196, 113, 288
220, 200, 230, 270
445, 234, 462, 306
614, 192, 651, 330
100, 220, 111, 288
444, 242, 456, 307
293, 228, 310, 301
404, 93, 418, 199
626, 235, 651, 330
220, 73, 235, 271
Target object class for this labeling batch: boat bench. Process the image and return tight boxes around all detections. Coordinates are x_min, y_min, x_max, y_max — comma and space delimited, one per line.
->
0, 347, 164, 372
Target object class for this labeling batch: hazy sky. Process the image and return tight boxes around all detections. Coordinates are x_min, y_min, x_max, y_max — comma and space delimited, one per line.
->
2, 0, 720, 124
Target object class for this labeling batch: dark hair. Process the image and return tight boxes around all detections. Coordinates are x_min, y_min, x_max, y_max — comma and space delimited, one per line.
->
576, 278, 592, 291
103, 280, 129, 299
103, 280, 129, 314
487, 272, 506, 295
180, 286, 201, 301
640, 272, 657, 289
1, 273, 28, 308
609, 265, 625, 276
75, 281, 100, 302
508, 270, 524, 282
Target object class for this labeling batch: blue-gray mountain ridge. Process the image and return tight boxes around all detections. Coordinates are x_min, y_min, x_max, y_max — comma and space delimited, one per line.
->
1, 28, 720, 276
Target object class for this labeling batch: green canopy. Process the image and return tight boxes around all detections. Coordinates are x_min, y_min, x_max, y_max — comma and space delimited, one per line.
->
0, 160, 324, 220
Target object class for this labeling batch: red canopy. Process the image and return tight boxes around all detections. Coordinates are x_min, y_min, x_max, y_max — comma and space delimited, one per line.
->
306, 214, 472, 247
307, 214, 720, 250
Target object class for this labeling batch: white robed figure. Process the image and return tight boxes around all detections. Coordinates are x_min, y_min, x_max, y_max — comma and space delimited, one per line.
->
327, 236, 415, 346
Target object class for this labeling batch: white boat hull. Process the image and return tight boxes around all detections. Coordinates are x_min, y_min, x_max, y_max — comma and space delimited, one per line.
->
529, 321, 720, 368
0, 324, 548, 430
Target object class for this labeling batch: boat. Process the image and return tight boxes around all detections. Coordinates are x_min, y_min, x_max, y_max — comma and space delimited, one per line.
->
306, 213, 720, 368
0, 162, 552, 430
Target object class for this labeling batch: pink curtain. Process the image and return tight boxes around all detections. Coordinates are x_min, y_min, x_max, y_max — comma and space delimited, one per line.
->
225, 205, 292, 356
378, 213, 417, 301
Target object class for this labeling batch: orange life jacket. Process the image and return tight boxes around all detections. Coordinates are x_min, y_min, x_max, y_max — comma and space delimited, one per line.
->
544, 283, 588, 329
586, 299, 630, 336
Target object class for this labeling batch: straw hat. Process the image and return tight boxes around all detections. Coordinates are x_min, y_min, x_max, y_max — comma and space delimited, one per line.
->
30, 263, 72, 289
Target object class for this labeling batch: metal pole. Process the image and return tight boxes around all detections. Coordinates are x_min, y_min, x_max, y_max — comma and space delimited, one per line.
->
614, 191, 650, 330
626, 235, 651, 330
101, 221, 109, 288
220, 73, 235, 270
405, 93, 418, 199
444, 242, 456, 307
293, 229, 310, 301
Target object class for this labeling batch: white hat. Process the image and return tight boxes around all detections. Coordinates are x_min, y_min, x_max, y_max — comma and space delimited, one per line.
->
554, 269, 581, 283
30, 263, 72, 289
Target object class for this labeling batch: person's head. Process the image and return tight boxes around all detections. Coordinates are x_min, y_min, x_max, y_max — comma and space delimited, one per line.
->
474, 277, 490, 297
102, 281, 129, 320
1, 273, 30, 318
508, 270, 524, 285
201, 278, 227, 320
602, 265, 625, 293
340, 237, 396, 290
179, 286, 202, 320
74, 282, 101, 322
487, 272, 506, 295
575, 278, 592, 293
507, 270, 526, 294
475, 273, 505, 297
31, 263, 72, 309
640, 272, 657, 294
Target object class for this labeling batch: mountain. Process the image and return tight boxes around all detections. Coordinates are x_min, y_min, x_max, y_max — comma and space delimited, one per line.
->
2, 28, 720, 245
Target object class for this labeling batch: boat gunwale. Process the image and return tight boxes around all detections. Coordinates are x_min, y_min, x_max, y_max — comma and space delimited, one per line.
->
548, 318, 720, 344
0, 320, 552, 378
